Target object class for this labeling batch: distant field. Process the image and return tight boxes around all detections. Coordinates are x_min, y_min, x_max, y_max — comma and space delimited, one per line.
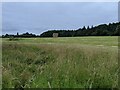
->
3, 36, 118, 46
2, 36, 119, 88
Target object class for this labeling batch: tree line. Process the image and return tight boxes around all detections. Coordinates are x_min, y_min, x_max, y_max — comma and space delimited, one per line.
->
40, 22, 120, 37
2, 32, 37, 38
2, 22, 120, 38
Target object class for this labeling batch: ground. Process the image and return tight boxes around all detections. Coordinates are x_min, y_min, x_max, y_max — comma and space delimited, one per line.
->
2, 36, 119, 88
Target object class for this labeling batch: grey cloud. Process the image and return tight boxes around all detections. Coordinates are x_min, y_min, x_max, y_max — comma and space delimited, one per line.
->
2, 2, 118, 35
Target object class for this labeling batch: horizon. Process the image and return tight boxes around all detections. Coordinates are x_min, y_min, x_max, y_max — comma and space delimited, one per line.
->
2, 2, 118, 35
1, 21, 119, 36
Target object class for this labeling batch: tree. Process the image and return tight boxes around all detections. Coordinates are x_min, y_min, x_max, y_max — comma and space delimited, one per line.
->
82, 26, 86, 30
17, 32, 19, 36
114, 25, 120, 35
87, 26, 90, 30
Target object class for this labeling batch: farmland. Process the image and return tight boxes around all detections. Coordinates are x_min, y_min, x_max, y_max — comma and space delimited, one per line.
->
2, 36, 119, 88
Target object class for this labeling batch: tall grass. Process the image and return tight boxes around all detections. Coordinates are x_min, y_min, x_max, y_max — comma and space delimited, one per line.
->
2, 37, 118, 88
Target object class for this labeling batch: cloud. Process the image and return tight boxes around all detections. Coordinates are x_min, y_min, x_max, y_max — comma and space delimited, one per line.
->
2, 0, 120, 2
2, 2, 118, 35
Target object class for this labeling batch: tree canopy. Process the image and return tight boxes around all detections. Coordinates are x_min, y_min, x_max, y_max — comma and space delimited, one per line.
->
2, 22, 120, 38
40, 22, 120, 37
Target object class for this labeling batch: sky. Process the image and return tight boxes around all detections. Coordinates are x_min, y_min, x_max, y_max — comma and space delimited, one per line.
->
2, 2, 118, 35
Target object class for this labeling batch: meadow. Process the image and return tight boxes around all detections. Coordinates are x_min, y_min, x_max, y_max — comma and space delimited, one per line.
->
2, 36, 119, 88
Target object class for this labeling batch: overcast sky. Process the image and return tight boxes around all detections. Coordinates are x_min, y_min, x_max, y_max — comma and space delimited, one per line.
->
2, 2, 118, 35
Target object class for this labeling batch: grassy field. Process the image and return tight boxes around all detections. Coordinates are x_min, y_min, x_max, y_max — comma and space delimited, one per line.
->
2, 36, 119, 88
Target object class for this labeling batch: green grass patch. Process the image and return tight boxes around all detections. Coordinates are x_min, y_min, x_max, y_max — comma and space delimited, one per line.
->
2, 36, 119, 88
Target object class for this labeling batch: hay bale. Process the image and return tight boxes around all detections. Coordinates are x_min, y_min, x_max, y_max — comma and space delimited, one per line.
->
53, 33, 58, 38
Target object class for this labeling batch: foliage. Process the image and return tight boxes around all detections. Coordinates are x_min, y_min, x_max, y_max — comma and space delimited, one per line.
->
2, 22, 120, 38
40, 22, 120, 37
